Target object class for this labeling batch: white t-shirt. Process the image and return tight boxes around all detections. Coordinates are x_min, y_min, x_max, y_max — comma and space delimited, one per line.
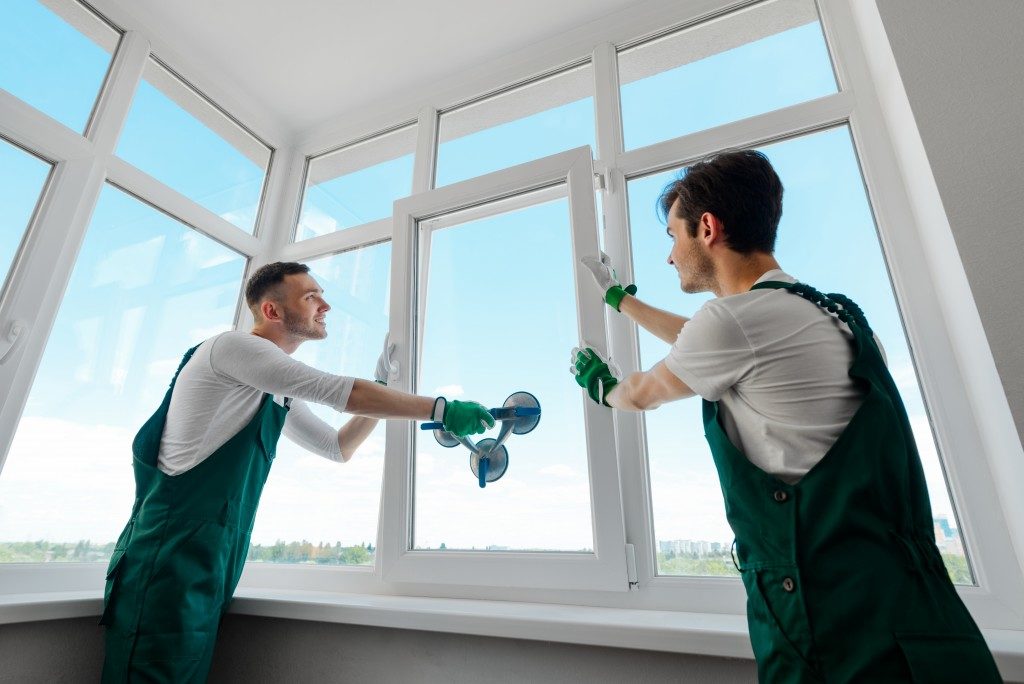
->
157, 331, 356, 475
664, 270, 880, 484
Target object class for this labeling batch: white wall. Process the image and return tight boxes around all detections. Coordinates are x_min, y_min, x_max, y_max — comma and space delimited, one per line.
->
875, 0, 1024, 439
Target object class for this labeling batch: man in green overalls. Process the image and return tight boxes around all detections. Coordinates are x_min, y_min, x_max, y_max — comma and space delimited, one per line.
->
571, 151, 1002, 682
101, 261, 494, 682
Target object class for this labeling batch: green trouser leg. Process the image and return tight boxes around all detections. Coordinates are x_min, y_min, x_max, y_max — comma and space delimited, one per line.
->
703, 282, 1001, 682
100, 345, 287, 683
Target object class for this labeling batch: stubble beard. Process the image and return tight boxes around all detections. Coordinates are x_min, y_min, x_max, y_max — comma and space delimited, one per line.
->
680, 244, 717, 295
282, 309, 327, 341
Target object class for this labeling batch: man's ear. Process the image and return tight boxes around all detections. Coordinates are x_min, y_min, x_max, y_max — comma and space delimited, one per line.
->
260, 299, 281, 322
701, 212, 725, 246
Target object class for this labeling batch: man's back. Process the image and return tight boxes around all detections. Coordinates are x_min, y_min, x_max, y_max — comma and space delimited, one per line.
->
665, 269, 872, 483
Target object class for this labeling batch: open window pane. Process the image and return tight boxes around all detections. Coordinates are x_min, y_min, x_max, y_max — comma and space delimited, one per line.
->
116, 59, 271, 234
249, 243, 391, 566
414, 192, 593, 552
436, 64, 595, 187
1, 0, 119, 133
629, 126, 972, 583
0, 184, 245, 563
0, 137, 52, 295
297, 126, 415, 241
618, 0, 837, 150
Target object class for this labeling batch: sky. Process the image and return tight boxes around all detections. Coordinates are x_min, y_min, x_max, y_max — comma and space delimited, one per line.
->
0, 2, 965, 575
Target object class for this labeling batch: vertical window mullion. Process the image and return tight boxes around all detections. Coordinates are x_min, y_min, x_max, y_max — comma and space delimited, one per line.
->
592, 41, 658, 587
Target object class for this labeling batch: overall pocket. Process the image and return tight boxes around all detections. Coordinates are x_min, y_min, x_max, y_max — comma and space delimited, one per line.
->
895, 632, 1002, 683
743, 568, 823, 681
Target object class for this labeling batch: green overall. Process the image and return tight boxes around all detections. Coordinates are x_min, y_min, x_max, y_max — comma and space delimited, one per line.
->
705, 282, 1001, 683
100, 344, 287, 683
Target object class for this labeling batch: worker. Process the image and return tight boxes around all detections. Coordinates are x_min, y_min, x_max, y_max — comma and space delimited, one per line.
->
100, 261, 494, 682
572, 150, 1001, 682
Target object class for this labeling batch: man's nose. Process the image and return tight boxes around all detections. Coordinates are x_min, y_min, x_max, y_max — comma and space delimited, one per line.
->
321, 300, 331, 312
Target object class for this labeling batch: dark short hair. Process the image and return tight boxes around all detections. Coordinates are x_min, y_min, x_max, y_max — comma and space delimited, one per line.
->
657, 149, 783, 254
245, 261, 310, 311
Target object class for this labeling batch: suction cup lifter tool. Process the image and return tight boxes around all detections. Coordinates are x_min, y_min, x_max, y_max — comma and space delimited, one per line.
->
420, 391, 541, 488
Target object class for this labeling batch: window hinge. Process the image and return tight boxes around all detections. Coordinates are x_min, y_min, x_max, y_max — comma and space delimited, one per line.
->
625, 543, 638, 590
594, 172, 607, 191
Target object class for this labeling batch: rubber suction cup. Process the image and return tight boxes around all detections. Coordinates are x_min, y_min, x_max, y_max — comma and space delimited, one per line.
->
504, 391, 541, 435
470, 438, 509, 484
433, 428, 460, 448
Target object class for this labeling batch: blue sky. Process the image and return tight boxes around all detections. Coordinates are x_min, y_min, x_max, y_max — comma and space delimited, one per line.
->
0, 3, 964, 573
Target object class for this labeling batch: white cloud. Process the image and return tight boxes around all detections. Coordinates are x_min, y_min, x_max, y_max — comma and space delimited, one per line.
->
432, 384, 464, 398
297, 207, 340, 238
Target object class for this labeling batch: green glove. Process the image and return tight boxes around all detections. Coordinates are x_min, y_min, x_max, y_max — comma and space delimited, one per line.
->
580, 253, 638, 312
570, 347, 619, 406
434, 398, 495, 437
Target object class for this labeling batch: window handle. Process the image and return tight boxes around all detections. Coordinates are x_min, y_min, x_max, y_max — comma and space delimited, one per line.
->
0, 319, 29, 365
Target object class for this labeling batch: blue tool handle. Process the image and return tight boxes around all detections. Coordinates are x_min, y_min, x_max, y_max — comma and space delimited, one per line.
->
420, 406, 540, 430
478, 456, 489, 488
508, 407, 541, 417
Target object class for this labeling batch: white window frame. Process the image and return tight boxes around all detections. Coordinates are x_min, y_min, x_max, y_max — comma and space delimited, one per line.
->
0, 0, 285, 596
377, 145, 629, 591
0, 0, 1021, 666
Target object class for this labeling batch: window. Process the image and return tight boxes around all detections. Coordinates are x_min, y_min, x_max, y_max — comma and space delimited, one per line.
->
381, 146, 628, 590
415, 195, 593, 553
628, 126, 973, 583
249, 243, 391, 566
0, 137, 52, 296
296, 125, 416, 241
0, 0, 119, 133
0, 184, 246, 563
116, 58, 271, 234
618, 0, 836, 150
436, 63, 595, 187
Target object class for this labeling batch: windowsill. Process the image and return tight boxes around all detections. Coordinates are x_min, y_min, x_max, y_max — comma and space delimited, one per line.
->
2, 588, 1023, 680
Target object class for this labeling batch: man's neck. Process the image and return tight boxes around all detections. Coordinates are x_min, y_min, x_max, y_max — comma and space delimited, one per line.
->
251, 327, 299, 354
714, 253, 782, 297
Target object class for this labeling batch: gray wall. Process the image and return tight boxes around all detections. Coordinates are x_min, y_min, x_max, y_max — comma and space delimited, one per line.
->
0, 616, 755, 683
876, 0, 1024, 438
3, 2, 1022, 684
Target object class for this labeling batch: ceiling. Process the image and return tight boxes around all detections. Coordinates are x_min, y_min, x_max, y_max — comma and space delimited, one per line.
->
91, 0, 649, 139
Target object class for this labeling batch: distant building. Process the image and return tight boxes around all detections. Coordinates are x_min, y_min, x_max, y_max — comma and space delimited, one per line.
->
932, 516, 964, 556
658, 539, 731, 557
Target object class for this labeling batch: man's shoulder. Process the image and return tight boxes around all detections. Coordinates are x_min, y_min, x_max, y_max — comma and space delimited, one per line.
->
210, 330, 273, 349
203, 330, 282, 365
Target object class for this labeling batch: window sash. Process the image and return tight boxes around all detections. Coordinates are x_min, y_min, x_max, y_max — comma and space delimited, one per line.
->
379, 146, 631, 591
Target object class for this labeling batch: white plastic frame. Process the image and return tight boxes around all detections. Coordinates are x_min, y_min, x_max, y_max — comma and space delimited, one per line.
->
378, 146, 630, 591
0, 0, 1018, 653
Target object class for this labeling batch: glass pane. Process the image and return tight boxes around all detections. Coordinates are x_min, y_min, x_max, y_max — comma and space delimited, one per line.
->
297, 126, 416, 241
436, 64, 595, 187
249, 243, 391, 566
414, 193, 593, 551
630, 126, 973, 583
0, 137, 52, 293
618, 0, 837, 150
1, 0, 119, 132
0, 184, 245, 563
117, 59, 271, 234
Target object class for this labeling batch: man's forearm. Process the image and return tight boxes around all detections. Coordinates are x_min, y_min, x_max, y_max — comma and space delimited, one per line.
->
605, 372, 652, 412
604, 362, 695, 411
618, 296, 688, 344
337, 416, 380, 462
344, 379, 435, 420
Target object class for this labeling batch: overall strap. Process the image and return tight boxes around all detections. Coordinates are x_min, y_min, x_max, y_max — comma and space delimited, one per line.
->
170, 344, 201, 386
751, 281, 873, 333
